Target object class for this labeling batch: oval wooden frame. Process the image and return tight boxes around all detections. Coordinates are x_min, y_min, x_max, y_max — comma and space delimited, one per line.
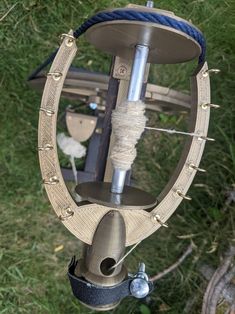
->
38, 31, 211, 246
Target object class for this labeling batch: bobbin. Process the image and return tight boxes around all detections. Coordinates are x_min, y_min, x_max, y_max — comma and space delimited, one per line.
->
76, 2, 206, 202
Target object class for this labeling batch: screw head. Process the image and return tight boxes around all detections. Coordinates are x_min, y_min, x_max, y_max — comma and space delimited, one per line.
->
117, 65, 127, 76
130, 278, 150, 299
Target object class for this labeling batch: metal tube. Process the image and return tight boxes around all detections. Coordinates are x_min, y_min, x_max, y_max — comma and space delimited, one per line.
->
127, 45, 149, 101
111, 45, 150, 194
111, 169, 127, 194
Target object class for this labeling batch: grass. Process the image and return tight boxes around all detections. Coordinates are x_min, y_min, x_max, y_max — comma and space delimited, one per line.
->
0, 0, 235, 313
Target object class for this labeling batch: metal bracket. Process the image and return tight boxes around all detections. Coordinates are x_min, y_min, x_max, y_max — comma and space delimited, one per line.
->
66, 111, 98, 142
113, 56, 150, 83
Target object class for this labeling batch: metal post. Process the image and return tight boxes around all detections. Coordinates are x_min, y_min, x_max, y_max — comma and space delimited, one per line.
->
111, 168, 127, 194
111, 45, 150, 194
146, 1, 154, 8
127, 45, 149, 101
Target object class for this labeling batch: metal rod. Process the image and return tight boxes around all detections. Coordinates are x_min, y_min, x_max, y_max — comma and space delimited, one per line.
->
146, 1, 154, 8
145, 126, 201, 137
111, 45, 150, 194
111, 169, 126, 194
111, 0, 153, 195
145, 126, 215, 141
127, 45, 149, 101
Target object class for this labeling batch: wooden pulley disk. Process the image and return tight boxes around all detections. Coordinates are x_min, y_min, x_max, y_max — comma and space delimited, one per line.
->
33, 1, 220, 310
75, 181, 157, 210
85, 5, 203, 64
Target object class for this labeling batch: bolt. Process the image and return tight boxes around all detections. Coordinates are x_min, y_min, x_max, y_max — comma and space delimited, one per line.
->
130, 263, 150, 299
130, 278, 150, 299
139, 263, 145, 273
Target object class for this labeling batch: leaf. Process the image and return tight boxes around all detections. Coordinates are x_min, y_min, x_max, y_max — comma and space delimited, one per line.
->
159, 113, 169, 123
140, 304, 151, 314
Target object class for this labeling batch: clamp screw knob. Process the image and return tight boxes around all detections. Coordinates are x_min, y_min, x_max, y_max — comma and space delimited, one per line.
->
130, 263, 150, 299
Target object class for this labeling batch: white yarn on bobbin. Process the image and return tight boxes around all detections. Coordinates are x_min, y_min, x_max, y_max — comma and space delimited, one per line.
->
110, 100, 147, 171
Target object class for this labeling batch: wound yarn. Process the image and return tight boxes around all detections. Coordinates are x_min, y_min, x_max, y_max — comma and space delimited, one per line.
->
110, 100, 147, 171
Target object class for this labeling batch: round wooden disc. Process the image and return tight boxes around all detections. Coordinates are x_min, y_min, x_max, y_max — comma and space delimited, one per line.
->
75, 182, 157, 210
85, 20, 201, 64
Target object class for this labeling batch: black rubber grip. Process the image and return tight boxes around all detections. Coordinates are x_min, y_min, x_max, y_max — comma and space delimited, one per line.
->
68, 257, 132, 307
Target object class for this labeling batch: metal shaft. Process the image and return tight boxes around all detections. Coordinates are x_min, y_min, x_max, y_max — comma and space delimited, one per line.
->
146, 1, 154, 8
111, 44, 150, 194
111, 168, 127, 195
127, 45, 149, 101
